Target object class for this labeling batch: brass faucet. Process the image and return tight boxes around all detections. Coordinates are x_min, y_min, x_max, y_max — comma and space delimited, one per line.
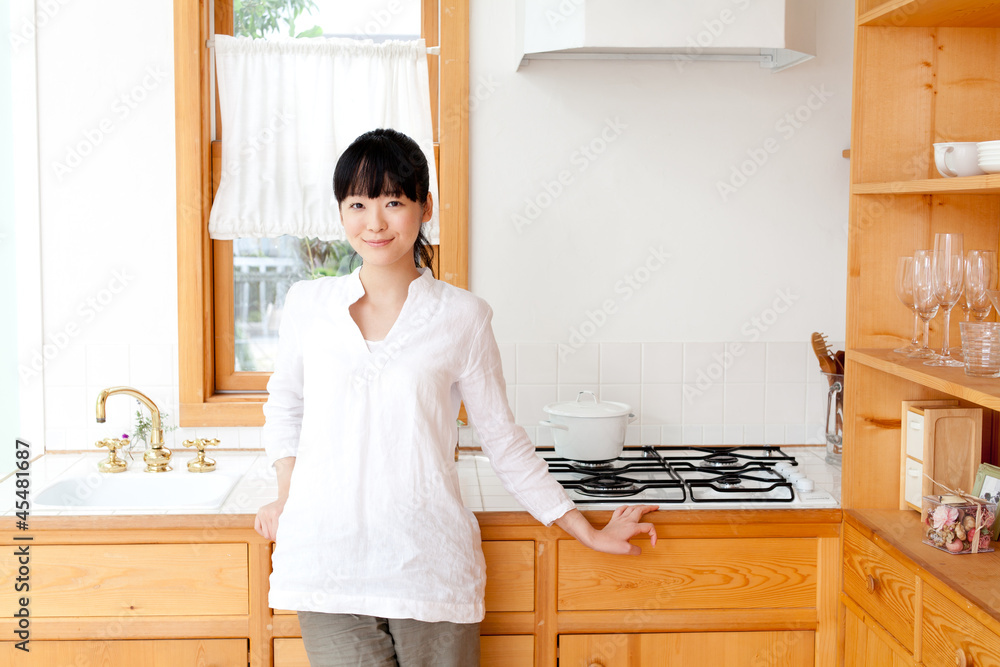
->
96, 386, 172, 472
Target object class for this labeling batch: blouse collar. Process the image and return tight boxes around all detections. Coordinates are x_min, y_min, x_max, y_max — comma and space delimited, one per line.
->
341, 264, 435, 306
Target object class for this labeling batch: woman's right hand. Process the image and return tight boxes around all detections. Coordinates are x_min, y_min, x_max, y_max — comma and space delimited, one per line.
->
254, 497, 287, 541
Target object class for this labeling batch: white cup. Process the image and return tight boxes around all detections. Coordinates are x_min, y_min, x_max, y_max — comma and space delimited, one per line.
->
934, 142, 986, 178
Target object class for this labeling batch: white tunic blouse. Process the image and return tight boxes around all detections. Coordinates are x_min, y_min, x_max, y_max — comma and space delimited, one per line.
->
262, 266, 576, 623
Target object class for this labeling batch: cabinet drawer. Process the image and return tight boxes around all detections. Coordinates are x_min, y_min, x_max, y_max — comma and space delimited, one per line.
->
842, 525, 916, 652
274, 635, 533, 666
30, 543, 249, 617
274, 541, 534, 616
922, 585, 1000, 667
558, 538, 816, 611
483, 541, 534, 612
0, 639, 246, 666
558, 631, 814, 666
480, 635, 533, 666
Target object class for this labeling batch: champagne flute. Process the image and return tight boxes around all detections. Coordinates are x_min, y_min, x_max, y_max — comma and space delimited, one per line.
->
965, 250, 996, 322
926, 233, 964, 367
909, 250, 939, 359
894, 256, 921, 353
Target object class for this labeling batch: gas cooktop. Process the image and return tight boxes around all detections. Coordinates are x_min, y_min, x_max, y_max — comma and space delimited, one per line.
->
540, 445, 838, 509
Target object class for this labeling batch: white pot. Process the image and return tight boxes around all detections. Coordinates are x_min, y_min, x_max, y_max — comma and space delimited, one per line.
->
539, 391, 636, 462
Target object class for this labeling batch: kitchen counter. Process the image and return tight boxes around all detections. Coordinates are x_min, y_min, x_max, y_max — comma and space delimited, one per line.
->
0, 445, 840, 519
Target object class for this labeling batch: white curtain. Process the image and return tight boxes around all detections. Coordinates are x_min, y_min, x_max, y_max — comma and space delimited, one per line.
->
209, 35, 439, 243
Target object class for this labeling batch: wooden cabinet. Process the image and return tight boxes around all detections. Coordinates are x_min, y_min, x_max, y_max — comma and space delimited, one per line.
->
922, 585, 1000, 667
558, 538, 817, 612
843, 0, 1000, 663
0, 639, 246, 666
30, 543, 249, 617
272, 635, 533, 666
842, 525, 916, 651
843, 601, 914, 667
559, 631, 814, 667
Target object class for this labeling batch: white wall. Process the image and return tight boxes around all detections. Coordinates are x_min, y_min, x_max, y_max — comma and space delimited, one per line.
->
468, 0, 852, 447
20, 0, 851, 456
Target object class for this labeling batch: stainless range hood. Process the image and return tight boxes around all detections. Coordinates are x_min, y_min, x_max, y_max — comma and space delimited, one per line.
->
515, 0, 816, 72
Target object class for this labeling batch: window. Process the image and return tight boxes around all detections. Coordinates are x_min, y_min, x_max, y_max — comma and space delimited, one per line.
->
174, 0, 468, 425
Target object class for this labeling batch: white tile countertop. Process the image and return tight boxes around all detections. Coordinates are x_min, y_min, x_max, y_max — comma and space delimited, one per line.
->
1, 446, 840, 517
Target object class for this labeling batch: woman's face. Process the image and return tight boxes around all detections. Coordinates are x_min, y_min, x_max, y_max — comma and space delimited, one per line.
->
340, 189, 432, 271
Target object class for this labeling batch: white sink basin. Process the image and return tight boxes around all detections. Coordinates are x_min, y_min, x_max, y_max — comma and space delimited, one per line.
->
33, 456, 253, 510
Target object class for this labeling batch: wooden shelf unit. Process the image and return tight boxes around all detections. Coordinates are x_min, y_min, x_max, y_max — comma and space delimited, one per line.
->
844, 0, 1000, 663
858, 0, 1000, 28
849, 349, 1000, 411
852, 174, 1000, 195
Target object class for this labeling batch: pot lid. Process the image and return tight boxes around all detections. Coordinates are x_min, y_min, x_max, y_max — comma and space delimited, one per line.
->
543, 391, 632, 418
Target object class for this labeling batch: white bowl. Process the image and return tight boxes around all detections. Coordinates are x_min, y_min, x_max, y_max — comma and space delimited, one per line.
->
979, 163, 1000, 174
978, 140, 1000, 149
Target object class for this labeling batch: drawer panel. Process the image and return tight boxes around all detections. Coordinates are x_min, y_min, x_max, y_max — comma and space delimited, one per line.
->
0, 639, 246, 666
483, 541, 534, 612
842, 525, 916, 652
480, 635, 533, 666
274, 636, 532, 666
274, 541, 536, 615
922, 585, 1000, 667
558, 538, 816, 611
559, 631, 814, 666
30, 543, 249, 617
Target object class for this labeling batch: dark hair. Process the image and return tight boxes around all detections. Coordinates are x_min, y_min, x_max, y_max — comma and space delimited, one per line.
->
333, 128, 434, 274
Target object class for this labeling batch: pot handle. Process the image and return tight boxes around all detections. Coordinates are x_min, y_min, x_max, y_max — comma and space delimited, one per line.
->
576, 390, 598, 404
539, 420, 569, 431
628, 413, 637, 424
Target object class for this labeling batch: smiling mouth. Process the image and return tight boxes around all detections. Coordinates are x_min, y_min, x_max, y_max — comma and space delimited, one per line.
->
365, 239, 392, 247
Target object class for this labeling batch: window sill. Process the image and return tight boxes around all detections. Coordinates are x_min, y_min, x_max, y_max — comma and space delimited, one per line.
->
180, 394, 265, 427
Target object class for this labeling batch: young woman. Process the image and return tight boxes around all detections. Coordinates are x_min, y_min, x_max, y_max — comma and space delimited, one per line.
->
254, 128, 657, 666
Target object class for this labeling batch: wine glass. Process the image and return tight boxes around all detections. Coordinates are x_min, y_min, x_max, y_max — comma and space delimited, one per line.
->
894, 256, 921, 353
926, 233, 964, 367
965, 250, 996, 322
909, 250, 939, 359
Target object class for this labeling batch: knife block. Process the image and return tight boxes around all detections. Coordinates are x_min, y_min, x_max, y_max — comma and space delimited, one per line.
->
901, 400, 983, 512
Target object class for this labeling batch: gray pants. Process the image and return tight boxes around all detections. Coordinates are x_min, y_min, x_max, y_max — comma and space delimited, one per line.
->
297, 610, 481, 667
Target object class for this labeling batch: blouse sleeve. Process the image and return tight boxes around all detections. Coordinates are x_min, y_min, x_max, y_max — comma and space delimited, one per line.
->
261, 281, 306, 469
457, 305, 576, 527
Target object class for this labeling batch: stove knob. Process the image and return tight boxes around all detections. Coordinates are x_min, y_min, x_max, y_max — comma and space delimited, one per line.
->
775, 462, 793, 472
786, 472, 804, 483
794, 478, 814, 492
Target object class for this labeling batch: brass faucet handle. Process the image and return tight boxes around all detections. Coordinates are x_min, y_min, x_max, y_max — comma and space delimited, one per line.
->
95, 438, 129, 473
96, 437, 129, 453
184, 438, 219, 473
182, 438, 219, 451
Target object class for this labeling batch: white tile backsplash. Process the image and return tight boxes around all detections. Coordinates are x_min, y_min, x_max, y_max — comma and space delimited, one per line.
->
682, 380, 724, 425
725, 342, 765, 383
641, 384, 682, 425
641, 342, 682, 383
129, 343, 174, 386
600, 343, 641, 384
682, 342, 726, 383
766, 342, 808, 383
515, 343, 557, 384
558, 342, 599, 384
40, 339, 823, 454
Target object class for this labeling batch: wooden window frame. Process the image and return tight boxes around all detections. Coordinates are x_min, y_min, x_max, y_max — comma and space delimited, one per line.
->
174, 0, 469, 426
